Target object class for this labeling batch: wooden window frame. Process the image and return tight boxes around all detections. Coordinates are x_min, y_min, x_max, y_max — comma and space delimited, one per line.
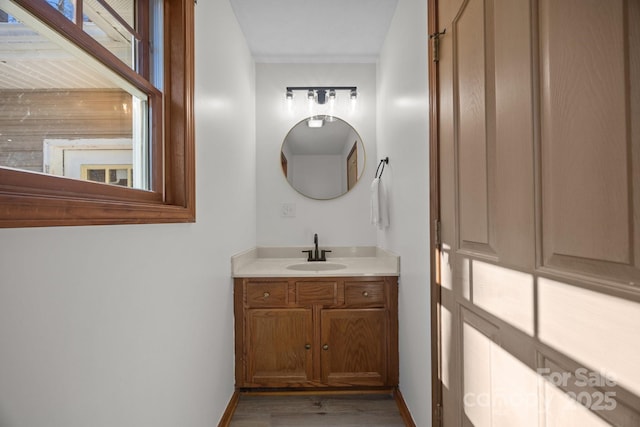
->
0, 0, 195, 227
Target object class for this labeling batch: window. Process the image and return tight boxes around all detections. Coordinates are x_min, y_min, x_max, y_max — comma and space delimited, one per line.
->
0, 0, 194, 227
82, 165, 134, 187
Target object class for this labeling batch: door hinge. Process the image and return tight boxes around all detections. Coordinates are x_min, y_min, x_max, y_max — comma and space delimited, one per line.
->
429, 29, 446, 63
435, 402, 443, 425
434, 219, 442, 249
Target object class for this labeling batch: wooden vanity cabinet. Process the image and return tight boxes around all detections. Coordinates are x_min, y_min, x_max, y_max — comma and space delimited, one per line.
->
234, 276, 398, 389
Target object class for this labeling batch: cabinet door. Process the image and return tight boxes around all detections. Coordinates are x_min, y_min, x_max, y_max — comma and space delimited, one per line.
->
245, 308, 313, 386
320, 309, 388, 386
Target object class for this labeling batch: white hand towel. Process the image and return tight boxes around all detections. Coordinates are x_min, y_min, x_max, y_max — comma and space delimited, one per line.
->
370, 177, 389, 229
370, 177, 380, 226
378, 177, 389, 229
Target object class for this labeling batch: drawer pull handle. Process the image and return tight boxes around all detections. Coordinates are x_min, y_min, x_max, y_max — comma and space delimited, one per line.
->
263, 292, 270, 298
305, 344, 311, 350
362, 291, 369, 297
322, 344, 329, 351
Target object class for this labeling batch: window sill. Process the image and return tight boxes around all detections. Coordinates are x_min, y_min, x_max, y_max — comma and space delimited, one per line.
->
0, 192, 195, 228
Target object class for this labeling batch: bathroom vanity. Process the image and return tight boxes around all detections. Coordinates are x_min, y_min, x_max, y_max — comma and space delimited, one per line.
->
232, 247, 399, 389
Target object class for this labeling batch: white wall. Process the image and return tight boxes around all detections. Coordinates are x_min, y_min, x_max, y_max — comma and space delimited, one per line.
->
377, 0, 431, 425
291, 154, 343, 199
0, 0, 255, 425
256, 63, 378, 247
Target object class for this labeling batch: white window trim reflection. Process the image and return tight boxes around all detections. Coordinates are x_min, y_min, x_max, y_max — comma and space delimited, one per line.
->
43, 138, 149, 189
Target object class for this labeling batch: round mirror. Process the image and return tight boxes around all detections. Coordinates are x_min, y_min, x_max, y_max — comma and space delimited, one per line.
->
280, 115, 365, 200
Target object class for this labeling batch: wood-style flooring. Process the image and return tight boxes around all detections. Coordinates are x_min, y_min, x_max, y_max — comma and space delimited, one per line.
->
227, 393, 409, 427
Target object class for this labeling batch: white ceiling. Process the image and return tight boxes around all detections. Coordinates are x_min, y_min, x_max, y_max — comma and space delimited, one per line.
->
229, 0, 399, 63
286, 117, 355, 155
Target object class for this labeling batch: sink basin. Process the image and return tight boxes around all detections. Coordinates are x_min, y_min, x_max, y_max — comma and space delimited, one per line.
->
286, 262, 347, 272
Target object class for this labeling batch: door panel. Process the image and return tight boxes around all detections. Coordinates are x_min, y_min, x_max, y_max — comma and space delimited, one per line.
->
456, 0, 493, 252
320, 309, 387, 386
493, 0, 536, 268
540, 0, 636, 270
436, 0, 640, 425
246, 308, 313, 385
538, 278, 640, 397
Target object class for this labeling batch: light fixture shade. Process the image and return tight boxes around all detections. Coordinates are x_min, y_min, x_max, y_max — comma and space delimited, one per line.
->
286, 89, 293, 99
307, 90, 315, 100
350, 88, 357, 100
328, 89, 336, 100
307, 117, 324, 128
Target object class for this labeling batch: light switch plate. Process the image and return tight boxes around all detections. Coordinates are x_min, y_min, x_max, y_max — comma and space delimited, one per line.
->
281, 203, 296, 218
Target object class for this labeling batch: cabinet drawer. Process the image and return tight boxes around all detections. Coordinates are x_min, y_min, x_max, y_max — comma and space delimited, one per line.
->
345, 282, 385, 306
246, 281, 288, 307
296, 281, 338, 305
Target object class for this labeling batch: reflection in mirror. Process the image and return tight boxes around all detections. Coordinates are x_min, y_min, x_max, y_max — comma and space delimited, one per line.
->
281, 116, 365, 200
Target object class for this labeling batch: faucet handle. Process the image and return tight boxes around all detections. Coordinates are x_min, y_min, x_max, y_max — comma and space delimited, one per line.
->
302, 250, 313, 261
320, 249, 332, 261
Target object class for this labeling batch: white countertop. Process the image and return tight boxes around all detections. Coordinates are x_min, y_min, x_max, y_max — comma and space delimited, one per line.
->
232, 246, 400, 278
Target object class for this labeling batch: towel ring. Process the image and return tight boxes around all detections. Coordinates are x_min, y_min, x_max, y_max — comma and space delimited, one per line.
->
375, 157, 389, 178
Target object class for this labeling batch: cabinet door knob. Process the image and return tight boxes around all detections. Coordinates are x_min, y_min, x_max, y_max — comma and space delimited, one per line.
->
305, 344, 311, 350
263, 292, 270, 298
322, 344, 329, 351
362, 291, 369, 297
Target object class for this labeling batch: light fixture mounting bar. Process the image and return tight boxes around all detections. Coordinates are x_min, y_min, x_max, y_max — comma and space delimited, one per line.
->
285, 86, 358, 104
285, 86, 357, 91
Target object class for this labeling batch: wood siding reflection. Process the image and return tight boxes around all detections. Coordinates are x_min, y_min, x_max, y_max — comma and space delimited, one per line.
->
0, 89, 133, 172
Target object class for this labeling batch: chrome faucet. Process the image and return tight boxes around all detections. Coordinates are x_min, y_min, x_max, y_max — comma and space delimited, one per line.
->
302, 233, 331, 262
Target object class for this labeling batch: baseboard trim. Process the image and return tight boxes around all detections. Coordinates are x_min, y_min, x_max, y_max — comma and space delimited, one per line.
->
217, 390, 240, 427
394, 388, 417, 427
240, 387, 396, 396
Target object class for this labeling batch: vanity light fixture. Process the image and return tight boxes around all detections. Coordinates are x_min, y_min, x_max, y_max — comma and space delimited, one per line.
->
285, 86, 358, 104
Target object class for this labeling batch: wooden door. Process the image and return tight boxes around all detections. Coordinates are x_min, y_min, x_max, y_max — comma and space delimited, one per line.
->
434, 0, 640, 425
320, 309, 388, 386
347, 142, 358, 190
281, 152, 288, 178
245, 308, 313, 386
